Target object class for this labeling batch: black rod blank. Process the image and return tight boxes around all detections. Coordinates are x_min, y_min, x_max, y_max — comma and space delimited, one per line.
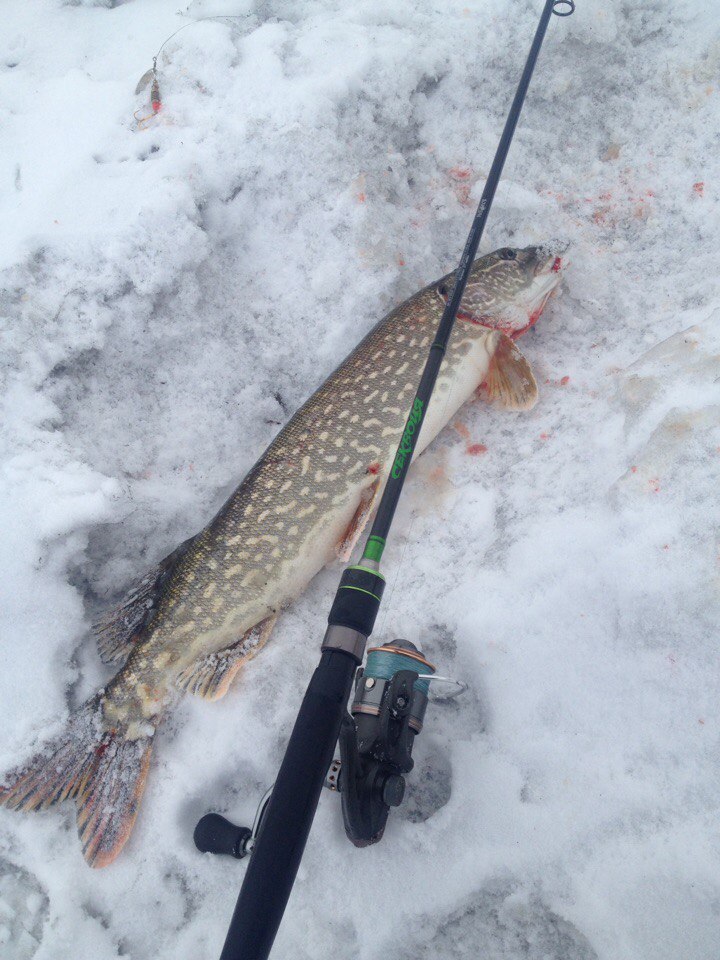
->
365, 0, 572, 558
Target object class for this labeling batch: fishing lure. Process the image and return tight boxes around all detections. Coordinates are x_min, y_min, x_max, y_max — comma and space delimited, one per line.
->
133, 15, 245, 130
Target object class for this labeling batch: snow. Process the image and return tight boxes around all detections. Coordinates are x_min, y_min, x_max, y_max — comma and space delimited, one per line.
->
1, 0, 719, 957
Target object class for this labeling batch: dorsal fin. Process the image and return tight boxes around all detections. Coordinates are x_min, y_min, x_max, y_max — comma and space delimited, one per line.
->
93, 535, 197, 665
485, 331, 538, 410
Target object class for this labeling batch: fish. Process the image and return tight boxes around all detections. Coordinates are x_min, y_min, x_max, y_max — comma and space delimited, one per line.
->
0, 244, 564, 866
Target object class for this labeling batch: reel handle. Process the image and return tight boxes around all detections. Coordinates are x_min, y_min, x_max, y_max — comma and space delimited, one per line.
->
194, 814, 252, 860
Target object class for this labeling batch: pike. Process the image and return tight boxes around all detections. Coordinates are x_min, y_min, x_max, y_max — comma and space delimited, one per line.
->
0, 244, 563, 866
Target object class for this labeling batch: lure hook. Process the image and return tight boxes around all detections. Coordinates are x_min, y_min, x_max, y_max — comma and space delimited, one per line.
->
552, 0, 575, 15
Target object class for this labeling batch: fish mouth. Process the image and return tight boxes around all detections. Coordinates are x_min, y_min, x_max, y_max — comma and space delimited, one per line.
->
508, 245, 568, 339
531, 260, 565, 299
534, 240, 570, 278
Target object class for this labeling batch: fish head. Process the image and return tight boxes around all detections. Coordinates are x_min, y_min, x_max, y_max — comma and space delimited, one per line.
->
439, 244, 566, 339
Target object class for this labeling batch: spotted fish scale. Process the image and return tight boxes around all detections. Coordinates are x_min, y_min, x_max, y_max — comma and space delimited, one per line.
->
0, 244, 564, 866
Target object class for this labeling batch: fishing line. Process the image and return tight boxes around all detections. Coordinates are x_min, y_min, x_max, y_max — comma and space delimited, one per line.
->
134, 14, 249, 128
389, 179, 511, 626
377, 362, 458, 641
154, 14, 248, 62
375, 506, 418, 639
364, 646, 434, 696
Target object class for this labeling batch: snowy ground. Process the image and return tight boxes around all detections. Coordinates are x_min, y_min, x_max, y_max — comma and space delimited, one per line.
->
2, 0, 720, 957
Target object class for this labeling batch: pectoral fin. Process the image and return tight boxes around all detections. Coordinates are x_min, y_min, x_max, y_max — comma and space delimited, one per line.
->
176, 614, 277, 701
485, 331, 538, 410
336, 476, 381, 562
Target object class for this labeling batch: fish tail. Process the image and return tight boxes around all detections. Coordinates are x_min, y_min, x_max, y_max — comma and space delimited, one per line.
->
0, 693, 157, 868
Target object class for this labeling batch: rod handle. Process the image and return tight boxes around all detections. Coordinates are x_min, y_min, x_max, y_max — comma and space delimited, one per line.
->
218, 649, 357, 960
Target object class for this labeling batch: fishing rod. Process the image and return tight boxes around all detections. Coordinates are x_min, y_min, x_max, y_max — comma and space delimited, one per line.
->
194, 2, 575, 957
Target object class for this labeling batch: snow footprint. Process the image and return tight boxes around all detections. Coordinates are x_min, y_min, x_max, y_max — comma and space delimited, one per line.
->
0, 859, 48, 960
398, 879, 597, 960
397, 736, 453, 824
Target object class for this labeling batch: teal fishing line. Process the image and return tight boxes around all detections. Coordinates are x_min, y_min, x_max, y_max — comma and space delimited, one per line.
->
365, 648, 434, 695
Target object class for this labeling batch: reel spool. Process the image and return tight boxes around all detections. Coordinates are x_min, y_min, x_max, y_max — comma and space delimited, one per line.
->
354, 642, 435, 734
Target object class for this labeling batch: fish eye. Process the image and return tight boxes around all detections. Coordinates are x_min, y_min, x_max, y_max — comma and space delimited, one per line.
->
497, 248, 517, 261
437, 283, 449, 297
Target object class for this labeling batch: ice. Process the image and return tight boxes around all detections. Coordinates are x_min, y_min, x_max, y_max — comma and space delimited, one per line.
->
2, 0, 720, 958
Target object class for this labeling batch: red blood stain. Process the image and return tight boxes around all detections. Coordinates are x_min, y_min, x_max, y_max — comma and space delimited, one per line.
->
552, 257, 562, 272
466, 443, 488, 456
397, 256, 405, 267
515, 305, 544, 337
649, 477, 661, 493
456, 308, 483, 326
448, 167, 473, 206
630, 465, 638, 473
95, 735, 113, 759
357, 192, 366, 203
560, 375, 570, 386
539, 432, 550, 441
496, 302, 545, 340
693, 181, 704, 197
455, 285, 555, 340
367, 461, 380, 475
555, 182, 659, 229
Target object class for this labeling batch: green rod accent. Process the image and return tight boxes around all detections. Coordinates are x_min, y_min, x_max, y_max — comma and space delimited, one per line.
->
348, 564, 386, 582
340, 585, 383, 603
362, 535, 385, 563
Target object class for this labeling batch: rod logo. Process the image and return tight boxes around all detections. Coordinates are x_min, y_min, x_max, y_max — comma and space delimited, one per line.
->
391, 399, 424, 479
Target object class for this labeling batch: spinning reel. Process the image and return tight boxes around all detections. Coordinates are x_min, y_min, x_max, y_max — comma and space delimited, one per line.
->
194, 640, 464, 858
